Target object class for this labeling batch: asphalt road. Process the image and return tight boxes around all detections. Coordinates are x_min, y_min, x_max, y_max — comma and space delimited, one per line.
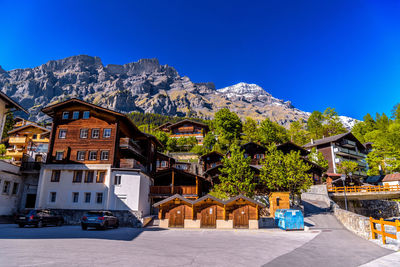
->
265, 200, 395, 267
0, 201, 398, 266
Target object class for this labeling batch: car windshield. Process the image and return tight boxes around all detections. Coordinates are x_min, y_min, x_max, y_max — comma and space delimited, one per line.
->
87, 211, 103, 216
22, 210, 36, 215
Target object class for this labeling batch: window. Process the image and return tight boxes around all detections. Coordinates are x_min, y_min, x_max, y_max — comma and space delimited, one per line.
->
40, 134, 46, 139
50, 192, 57, 203
62, 112, 69, 120
33, 134, 37, 139
2, 181, 10, 194
73, 170, 83, 183
91, 129, 100, 139
103, 128, 111, 138
55, 151, 64, 161
72, 192, 79, 203
100, 151, 109, 160
85, 171, 94, 183
72, 111, 79, 119
11, 183, 19, 195
51, 170, 61, 182
80, 129, 88, 139
89, 151, 97, 161
96, 193, 103, 204
83, 111, 90, 119
59, 129, 67, 139
76, 151, 86, 161
84, 192, 91, 203
96, 171, 106, 183
161, 161, 167, 167
114, 175, 121, 185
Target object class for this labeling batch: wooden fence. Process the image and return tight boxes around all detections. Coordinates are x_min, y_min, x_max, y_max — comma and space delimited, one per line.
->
370, 217, 400, 244
327, 185, 400, 193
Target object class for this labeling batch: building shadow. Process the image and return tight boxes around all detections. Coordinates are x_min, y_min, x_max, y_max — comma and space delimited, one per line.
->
0, 225, 167, 241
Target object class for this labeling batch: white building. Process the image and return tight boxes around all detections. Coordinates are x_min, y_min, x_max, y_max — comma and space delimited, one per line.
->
382, 173, 400, 186
0, 160, 23, 215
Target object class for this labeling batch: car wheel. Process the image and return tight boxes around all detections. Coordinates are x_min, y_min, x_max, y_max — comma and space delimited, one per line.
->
81, 224, 87, 230
37, 221, 43, 228
57, 220, 63, 227
18, 224, 25, 228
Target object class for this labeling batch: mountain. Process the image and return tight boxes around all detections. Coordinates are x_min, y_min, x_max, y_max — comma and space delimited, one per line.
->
0, 55, 357, 128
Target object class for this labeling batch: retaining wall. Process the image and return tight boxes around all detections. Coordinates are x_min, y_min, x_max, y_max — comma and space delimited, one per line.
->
301, 185, 333, 207
332, 204, 371, 240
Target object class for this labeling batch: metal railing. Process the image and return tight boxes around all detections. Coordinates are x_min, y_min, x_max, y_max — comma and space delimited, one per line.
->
370, 217, 400, 244
328, 185, 400, 193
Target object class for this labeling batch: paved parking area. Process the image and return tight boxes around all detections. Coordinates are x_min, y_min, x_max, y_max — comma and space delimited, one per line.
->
0, 224, 318, 266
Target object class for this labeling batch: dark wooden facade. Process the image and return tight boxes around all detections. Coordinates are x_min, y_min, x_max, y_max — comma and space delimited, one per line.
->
41, 98, 160, 174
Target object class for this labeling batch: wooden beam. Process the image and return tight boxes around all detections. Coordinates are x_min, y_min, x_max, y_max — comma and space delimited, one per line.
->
196, 176, 198, 195
158, 204, 162, 220
223, 204, 226, 220
256, 205, 259, 220
171, 169, 175, 194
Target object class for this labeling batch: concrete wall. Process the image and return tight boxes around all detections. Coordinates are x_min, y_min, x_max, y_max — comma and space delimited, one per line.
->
0, 161, 23, 215
333, 204, 371, 240
249, 220, 259, 229
159, 219, 169, 228
216, 220, 233, 229
184, 219, 200, 228
301, 185, 333, 208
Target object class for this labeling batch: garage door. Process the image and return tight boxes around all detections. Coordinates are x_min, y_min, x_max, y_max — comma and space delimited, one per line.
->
200, 205, 216, 228
233, 206, 249, 229
169, 205, 185, 228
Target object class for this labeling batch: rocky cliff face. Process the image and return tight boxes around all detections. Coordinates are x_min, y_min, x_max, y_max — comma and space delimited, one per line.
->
0, 55, 357, 128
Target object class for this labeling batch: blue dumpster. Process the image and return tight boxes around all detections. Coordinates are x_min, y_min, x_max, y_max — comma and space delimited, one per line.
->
274, 209, 304, 230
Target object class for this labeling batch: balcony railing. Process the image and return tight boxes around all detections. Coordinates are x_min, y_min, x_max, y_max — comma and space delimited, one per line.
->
150, 185, 197, 196
20, 162, 42, 172
341, 139, 356, 147
9, 137, 27, 144
334, 147, 366, 158
119, 138, 143, 155
335, 157, 367, 167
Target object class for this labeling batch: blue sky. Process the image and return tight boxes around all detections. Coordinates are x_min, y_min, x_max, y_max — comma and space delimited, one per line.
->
1, 0, 399, 120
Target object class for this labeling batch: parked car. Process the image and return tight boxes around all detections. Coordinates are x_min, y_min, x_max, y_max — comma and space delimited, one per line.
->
81, 211, 119, 230
15, 209, 64, 228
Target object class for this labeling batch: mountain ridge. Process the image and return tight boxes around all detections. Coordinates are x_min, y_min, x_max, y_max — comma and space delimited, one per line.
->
0, 55, 358, 128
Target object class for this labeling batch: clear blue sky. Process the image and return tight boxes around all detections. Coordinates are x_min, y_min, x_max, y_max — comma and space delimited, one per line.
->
1, 0, 399, 120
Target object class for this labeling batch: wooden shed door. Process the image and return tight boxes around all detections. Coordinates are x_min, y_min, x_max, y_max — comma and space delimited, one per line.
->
233, 206, 249, 229
169, 205, 185, 228
200, 205, 216, 228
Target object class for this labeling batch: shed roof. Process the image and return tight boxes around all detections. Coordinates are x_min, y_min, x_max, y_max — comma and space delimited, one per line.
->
8, 123, 50, 135
303, 132, 364, 148
0, 92, 28, 114
383, 173, 400, 182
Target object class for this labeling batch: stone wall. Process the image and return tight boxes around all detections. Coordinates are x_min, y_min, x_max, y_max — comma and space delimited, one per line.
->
332, 204, 371, 240
52, 209, 143, 227
336, 199, 400, 219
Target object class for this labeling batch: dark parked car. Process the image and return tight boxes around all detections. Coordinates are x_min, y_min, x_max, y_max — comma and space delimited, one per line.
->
15, 209, 64, 228
81, 211, 119, 230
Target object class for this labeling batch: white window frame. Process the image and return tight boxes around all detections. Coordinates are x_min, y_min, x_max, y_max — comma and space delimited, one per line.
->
91, 129, 100, 139
96, 192, 103, 204
72, 111, 79, 120
55, 151, 64, 161
80, 129, 88, 139
114, 175, 121, 185
103, 128, 111, 138
49, 192, 57, 203
11, 182, 19, 195
59, 129, 67, 139
84, 192, 91, 203
62, 112, 69, 120
77, 151, 86, 161
72, 192, 79, 203
100, 151, 109, 161
82, 111, 90, 119
2, 181, 10, 194
89, 151, 97, 161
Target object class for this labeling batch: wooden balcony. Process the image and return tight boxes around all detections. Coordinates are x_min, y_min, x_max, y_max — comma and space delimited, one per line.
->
9, 137, 27, 144
150, 185, 197, 196
119, 138, 143, 155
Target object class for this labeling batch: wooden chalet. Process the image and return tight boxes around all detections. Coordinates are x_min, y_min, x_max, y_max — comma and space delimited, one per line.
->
156, 119, 209, 145
41, 98, 161, 173
156, 152, 176, 171
200, 151, 224, 183
154, 194, 265, 229
151, 167, 211, 202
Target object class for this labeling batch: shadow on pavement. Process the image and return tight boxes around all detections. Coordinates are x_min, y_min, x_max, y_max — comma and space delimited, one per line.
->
0, 225, 168, 241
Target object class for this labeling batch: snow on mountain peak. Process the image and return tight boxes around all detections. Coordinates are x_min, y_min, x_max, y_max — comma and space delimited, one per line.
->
218, 82, 269, 95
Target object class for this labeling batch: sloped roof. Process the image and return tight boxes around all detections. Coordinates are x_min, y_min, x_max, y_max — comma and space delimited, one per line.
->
365, 175, 384, 184
8, 123, 50, 135
152, 194, 193, 207
383, 173, 400, 182
0, 92, 28, 114
303, 132, 351, 148
199, 151, 224, 160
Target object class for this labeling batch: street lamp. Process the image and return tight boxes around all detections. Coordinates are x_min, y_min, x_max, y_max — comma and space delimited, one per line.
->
340, 174, 348, 211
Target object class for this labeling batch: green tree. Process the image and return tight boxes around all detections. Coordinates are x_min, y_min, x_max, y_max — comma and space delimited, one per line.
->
376, 113, 390, 132
336, 160, 359, 176
0, 144, 6, 155
166, 138, 177, 152
2, 113, 14, 139
212, 144, 256, 197
307, 111, 324, 139
242, 117, 260, 143
259, 118, 288, 145
322, 107, 347, 137
260, 145, 312, 197
203, 132, 217, 152
153, 131, 169, 150
308, 147, 328, 170
391, 103, 400, 122
213, 108, 242, 149
288, 120, 310, 145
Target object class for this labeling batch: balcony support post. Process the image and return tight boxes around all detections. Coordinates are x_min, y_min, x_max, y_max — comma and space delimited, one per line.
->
171, 170, 175, 194
196, 176, 198, 195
